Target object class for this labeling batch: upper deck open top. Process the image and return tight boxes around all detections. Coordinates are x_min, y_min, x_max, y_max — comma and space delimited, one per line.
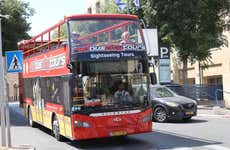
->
18, 14, 146, 60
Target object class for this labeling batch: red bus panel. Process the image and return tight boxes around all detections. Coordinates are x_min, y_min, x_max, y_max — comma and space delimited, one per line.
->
23, 47, 70, 78
71, 108, 152, 140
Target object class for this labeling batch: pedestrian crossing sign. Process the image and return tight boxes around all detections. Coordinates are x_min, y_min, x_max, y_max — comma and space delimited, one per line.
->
5, 50, 23, 73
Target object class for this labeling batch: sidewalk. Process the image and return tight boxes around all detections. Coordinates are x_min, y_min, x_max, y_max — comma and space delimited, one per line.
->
0, 146, 35, 150
197, 101, 230, 118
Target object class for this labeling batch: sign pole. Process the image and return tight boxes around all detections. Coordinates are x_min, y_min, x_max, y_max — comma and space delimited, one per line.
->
6, 102, 11, 147
0, 17, 7, 147
4, 50, 23, 147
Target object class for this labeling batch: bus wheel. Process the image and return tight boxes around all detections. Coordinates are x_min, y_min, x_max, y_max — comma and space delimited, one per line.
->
28, 107, 35, 127
52, 115, 62, 141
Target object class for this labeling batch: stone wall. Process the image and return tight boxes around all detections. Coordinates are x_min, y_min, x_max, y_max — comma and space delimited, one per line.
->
6, 73, 19, 101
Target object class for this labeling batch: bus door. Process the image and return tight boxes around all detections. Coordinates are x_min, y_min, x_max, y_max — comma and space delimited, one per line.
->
33, 77, 44, 124
63, 77, 72, 138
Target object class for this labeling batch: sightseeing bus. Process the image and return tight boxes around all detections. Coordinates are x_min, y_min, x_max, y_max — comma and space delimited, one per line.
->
18, 14, 152, 141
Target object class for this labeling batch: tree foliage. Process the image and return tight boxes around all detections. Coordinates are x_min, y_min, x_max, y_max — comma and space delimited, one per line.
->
51, 24, 67, 41
129, 0, 230, 83
0, 0, 34, 52
101, 0, 119, 14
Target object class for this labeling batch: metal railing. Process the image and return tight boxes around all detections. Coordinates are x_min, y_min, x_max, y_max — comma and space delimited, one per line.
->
167, 84, 223, 101
215, 89, 230, 107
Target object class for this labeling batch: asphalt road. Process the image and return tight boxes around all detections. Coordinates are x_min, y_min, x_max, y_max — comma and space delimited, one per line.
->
1, 102, 230, 150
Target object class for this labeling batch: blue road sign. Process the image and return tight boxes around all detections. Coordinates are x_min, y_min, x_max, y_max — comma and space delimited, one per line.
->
5, 50, 23, 73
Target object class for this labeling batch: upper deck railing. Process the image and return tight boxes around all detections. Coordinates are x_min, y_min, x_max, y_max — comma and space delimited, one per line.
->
17, 14, 140, 58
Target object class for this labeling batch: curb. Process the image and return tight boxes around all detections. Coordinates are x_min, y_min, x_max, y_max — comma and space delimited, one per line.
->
0, 145, 35, 150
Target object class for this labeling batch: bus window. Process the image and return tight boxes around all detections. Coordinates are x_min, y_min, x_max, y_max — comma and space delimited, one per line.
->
71, 59, 149, 110
68, 19, 144, 53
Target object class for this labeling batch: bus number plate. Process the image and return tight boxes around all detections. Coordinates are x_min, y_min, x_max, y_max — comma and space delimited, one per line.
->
110, 131, 127, 136
185, 111, 194, 115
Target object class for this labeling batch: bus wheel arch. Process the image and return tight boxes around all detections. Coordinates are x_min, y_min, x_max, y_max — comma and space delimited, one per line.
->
27, 105, 36, 127
51, 113, 63, 141
51, 113, 56, 126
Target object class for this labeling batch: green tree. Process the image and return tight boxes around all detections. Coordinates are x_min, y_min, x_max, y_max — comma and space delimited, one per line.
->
132, 0, 230, 84
0, 0, 34, 52
51, 24, 67, 41
101, 0, 119, 14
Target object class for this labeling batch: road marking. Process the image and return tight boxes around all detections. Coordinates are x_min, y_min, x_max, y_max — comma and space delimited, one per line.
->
204, 144, 230, 150
170, 144, 230, 150
170, 147, 193, 150
198, 114, 230, 118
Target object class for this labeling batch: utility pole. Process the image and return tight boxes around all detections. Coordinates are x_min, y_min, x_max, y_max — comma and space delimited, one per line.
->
0, 14, 10, 147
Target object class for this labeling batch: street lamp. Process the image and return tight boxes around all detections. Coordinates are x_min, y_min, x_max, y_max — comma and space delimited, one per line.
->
0, 14, 10, 147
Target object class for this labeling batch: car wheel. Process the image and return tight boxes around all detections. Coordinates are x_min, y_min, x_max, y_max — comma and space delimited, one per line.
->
153, 107, 167, 122
28, 107, 36, 127
52, 115, 63, 141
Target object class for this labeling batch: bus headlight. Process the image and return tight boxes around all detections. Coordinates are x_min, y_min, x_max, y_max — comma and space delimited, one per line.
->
142, 115, 152, 123
74, 120, 91, 128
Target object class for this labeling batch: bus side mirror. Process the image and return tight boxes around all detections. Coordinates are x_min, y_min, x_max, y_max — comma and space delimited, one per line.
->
150, 73, 157, 85
148, 62, 154, 67
67, 63, 73, 70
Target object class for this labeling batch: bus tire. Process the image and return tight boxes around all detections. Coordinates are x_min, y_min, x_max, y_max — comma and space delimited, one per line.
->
52, 115, 63, 141
28, 107, 36, 127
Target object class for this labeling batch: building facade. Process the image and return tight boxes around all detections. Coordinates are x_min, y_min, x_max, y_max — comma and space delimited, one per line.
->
86, 0, 107, 14
171, 31, 230, 108
6, 72, 19, 102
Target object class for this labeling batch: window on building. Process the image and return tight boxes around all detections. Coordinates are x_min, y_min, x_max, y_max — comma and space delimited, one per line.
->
88, 8, 92, 14
96, 2, 100, 13
208, 77, 222, 85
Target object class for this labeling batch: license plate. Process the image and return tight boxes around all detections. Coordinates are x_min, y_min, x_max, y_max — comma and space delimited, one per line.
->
185, 111, 194, 115
110, 131, 127, 136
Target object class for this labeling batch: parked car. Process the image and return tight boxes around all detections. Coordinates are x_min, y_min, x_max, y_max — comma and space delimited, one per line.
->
150, 85, 197, 122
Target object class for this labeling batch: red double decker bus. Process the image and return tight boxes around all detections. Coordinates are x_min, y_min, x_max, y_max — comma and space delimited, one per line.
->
18, 14, 152, 141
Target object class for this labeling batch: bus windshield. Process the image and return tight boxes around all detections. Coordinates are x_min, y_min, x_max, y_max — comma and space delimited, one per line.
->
71, 59, 149, 114
68, 19, 145, 54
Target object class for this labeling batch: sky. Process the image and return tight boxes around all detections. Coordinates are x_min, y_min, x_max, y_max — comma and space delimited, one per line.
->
23, 0, 88, 36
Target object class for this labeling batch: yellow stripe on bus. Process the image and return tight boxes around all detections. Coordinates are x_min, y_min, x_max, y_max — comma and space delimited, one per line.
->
24, 104, 72, 139
64, 116, 72, 138
43, 110, 52, 129
30, 106, 37, 122
57, 114, 65, 136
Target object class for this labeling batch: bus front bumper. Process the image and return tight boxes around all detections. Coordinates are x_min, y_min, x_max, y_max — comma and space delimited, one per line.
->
71, 108, 152, 140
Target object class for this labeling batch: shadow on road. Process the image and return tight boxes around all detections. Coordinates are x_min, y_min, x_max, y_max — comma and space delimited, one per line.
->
6, 102, 222, 150
0, 102, 28, 126
30, 119, 220, 150
165, 118, 208, 124
151, 130, 221, 149
66, 135, 156, 150
65, 130, 221, 150
10, 102, 28, 126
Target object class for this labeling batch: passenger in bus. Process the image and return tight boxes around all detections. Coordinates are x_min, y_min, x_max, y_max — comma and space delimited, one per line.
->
114, 82, 130, 104
72, 31, 82, 45
120, 31, 132, 44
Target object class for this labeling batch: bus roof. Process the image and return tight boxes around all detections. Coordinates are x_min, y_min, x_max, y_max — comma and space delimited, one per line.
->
65, 14, 138, 20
